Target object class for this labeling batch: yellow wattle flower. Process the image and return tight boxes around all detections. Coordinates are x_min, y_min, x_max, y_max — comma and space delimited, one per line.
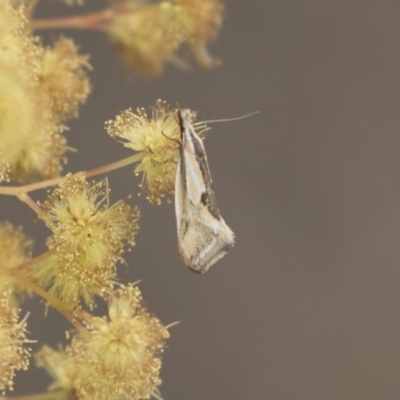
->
109, 0, 224, 75
106, 100, 183, 204
0, 285, 32, 392
33, 174, 140, 307
0, 1, 91, 183
0, 221, 32, 300
67, 285, 169, 400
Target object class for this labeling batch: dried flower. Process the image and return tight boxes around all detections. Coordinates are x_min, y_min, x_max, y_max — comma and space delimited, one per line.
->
0, 286, 32, 393
39, 37, 91, 121
33, 174, 140, 307
0, 222, 32, 299
67, 285, 169, 400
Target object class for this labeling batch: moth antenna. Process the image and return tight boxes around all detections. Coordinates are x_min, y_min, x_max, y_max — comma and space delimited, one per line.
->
193, 111, 260, 126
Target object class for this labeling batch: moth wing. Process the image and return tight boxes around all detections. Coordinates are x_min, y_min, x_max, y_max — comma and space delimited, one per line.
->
177, 202, 235, 273
181, 128, 207, 206
174, 158, 184, 229
175, 119, 207, 228
175, 108, 235, 273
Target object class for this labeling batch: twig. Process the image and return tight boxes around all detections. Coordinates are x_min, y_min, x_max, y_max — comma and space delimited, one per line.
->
0, 265, 83, 330
17, 250, 56, 272
16, 193, 43, 215
29, 9, 115, 31
0, 154, 139, 196
0, 389, 66, 400
25, 0, 39, 18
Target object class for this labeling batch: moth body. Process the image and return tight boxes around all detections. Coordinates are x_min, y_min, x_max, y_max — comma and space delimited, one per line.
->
175, 109, 235, 273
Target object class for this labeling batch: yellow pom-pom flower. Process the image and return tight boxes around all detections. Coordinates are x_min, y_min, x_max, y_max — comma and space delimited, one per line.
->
0, 2, 65, 183
171, 0, 224, 43
110, 3, 180, 76
0, 1, 91, 183
106, 100, 181, 204
109, 0, 223, 75
0, 285, 32, 393
0, 221, 33, 299
39, 37, 91, 121
106, 100, 206, 204
35, 287, 169, 399
66, 285, 169, 399
172, 0, 224, 69
33, 174, 140, 307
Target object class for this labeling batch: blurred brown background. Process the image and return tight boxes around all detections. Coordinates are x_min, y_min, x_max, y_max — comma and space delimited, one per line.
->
4, 1, 400, 399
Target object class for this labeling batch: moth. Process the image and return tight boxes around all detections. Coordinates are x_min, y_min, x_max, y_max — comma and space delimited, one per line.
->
175, 109, 235, 273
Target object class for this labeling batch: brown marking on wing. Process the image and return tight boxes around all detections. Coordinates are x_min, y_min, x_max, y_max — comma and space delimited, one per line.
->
189, 129, 221, 219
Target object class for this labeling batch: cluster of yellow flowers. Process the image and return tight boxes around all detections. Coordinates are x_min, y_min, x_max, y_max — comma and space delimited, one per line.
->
111, 0, 224, 75
33, 173, 140, 307
0, 2, 90, 183
0, 284, 31, 393
0, 222, 32, 297
0, 0, 225, 397
36, 285, 169, 400
0, 208, 166, 398
106, 100, 207, 204
0, 225, 32, 393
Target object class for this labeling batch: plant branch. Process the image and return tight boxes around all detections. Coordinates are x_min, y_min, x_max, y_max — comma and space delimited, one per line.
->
0, 265, 83, 330
25, 0, 39, 18
16, 193, 43, 215
0, 154, 139, 196
17, 250, 56, 272
85, 153, 141, 178
29, 9, 115, 31
0, 389, 66, 400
